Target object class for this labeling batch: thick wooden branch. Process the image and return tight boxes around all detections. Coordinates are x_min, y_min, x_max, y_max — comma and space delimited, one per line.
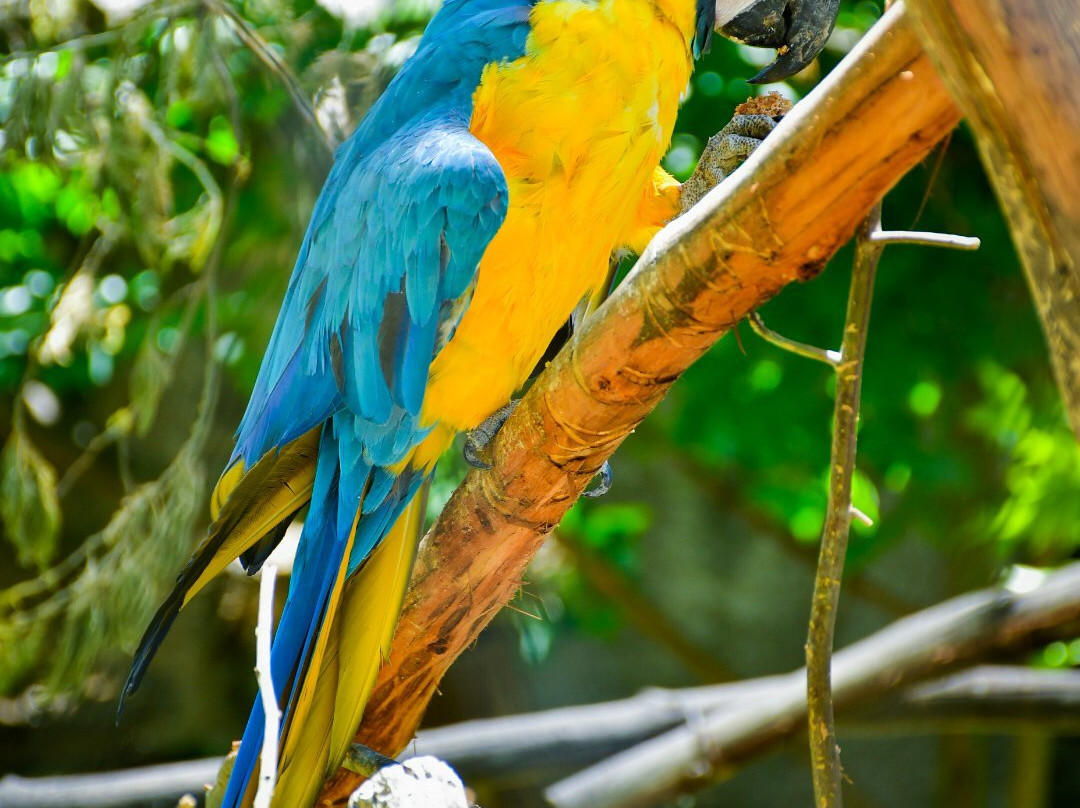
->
320, 4, 960, 803
906, 0, 1080, 440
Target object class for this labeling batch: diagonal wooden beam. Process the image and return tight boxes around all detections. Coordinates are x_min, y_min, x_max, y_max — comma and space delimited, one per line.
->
905, 0, 1080, 441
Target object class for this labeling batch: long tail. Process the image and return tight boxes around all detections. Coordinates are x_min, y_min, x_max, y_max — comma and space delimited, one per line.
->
218, 429, 428, 808
119, 428, 320, 716
122, 417, 427, 808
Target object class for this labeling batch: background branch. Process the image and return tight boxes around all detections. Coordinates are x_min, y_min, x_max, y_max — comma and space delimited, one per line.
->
9, 557, 1080, 808
545, 561, 1080, 808
5, 665, 1080, 808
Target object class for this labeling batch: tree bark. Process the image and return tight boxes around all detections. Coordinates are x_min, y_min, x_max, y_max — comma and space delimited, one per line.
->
319, 4, 961, 802
907, 0, 1080, 440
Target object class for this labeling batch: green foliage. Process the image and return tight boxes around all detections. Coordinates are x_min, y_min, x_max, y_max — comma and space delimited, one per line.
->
561, 501, 652, 575
1, 416, 61, 569
0, 0, 435, 707
540, 501, 654, 639
966, 361, 1080, 560
0, 0, 1077, 765
0, 436, 206, 696
47, 441, 206, 691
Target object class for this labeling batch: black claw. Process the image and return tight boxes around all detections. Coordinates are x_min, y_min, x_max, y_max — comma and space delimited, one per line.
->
583, 461, 613, 499
464, 400, 518, 469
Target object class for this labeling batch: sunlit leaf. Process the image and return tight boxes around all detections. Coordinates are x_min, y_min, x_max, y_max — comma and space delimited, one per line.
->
205, 115, 239, 165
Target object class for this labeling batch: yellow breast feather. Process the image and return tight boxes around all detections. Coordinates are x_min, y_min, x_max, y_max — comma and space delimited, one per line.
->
413, 0, 697, 468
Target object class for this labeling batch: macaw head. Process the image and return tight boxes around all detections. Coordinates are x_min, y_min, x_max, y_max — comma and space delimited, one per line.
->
697, 0, 841, 84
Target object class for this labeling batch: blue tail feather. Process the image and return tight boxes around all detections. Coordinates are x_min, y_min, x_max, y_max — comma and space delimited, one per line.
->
220, 419, 425, 807
221, 429, 357, 808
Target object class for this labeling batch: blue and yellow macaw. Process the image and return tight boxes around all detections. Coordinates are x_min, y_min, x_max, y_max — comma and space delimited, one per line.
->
122, 0, 838, 804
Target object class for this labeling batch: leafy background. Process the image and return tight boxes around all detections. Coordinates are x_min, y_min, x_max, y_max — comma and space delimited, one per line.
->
1, 0, 1079, 805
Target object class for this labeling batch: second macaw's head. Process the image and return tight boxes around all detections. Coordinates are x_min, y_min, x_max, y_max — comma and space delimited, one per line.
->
697, 0, 841, 83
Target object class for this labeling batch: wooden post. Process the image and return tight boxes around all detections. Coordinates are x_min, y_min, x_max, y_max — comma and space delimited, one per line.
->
907, 0, 1080, 440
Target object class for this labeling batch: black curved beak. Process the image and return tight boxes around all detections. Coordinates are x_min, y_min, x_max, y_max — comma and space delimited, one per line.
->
718, 0, 841, 84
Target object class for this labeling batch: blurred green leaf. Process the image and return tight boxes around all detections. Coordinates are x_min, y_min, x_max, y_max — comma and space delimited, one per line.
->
129, 334, 174, 435
908, 379, 942, 418
205, 115, 239, 165
0, 419, 61, 570
43, 441, 206, 694
515, 612, 554, 666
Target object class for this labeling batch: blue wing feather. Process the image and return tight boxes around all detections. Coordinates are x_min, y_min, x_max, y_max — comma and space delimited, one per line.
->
219, 2, 534, 804
234, 108, 511, 467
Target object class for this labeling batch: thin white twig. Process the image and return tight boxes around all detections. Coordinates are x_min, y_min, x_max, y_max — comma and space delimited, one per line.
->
254, 564, 280, 808
870, 230, 981, 250
849, 505, 874, 527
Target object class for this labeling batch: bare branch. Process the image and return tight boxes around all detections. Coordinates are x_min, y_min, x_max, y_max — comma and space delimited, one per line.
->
869, 230, 980, 249
806, 204, 883, 808
0, 758, 221, 808
747, 311, 841, 367
544, 561, 1080, 808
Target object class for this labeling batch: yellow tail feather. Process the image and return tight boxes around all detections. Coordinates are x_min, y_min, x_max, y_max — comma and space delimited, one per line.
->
269, 486, 427, 808
183, 429, 320, 606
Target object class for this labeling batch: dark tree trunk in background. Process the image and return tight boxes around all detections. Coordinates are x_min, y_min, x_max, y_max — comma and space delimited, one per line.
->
908, 0, 1080, 441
